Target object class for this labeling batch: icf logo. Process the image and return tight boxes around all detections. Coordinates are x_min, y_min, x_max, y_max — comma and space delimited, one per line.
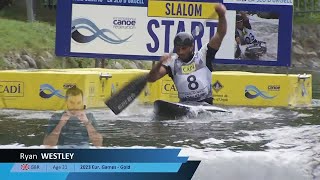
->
113, 17, 136, 29
245, 85, 276, 99
71, 18, 132, 44
39, 84, 66, 99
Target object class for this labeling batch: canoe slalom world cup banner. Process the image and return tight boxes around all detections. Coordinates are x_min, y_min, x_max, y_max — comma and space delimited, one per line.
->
55, 0, 293, 66
0, 149, 199, 180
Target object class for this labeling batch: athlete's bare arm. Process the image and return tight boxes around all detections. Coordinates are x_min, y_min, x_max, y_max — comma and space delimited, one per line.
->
147, 54, 170, 82
208, 4, 227, 50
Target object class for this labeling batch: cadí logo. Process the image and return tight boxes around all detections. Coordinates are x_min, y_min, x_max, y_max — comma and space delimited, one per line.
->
71, 18, 132, 44
245, 85, 276, 99
39, 84, 66, 99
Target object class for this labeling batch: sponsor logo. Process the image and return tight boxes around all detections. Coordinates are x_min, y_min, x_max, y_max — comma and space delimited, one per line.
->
0, 81, 24, 97
113, 17, 136, 29
161, 81, 177, 94
268, 85, 280, 91
71, 18, 132, 44
181, 62, 196, 74
39, 84, 66, 99
63, 83, 76, 89
213, 94, 229, 102
212, 80, 223, 93
164, 84, 177, 92
245, 85, 276, 99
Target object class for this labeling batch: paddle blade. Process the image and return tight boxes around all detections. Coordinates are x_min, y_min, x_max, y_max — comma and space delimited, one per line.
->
105, 74, 148, 115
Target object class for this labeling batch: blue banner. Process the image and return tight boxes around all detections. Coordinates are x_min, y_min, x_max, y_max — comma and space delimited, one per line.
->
0, 149, 200, 180
10, 163, 182, 173
56, 0, 293, 66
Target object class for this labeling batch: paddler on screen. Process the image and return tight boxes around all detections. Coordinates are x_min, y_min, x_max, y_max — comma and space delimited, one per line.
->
234, 12, 267, 59
146, 3, 227, 105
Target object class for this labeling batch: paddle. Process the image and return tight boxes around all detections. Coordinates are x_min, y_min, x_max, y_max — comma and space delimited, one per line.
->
105, 9, 220, 115
105, 74, 148, 115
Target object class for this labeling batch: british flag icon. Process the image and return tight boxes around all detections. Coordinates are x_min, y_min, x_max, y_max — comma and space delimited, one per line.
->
21, 164, 29, 170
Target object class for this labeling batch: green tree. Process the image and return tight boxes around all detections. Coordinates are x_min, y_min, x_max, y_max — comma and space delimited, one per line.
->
0, 0, 15, 10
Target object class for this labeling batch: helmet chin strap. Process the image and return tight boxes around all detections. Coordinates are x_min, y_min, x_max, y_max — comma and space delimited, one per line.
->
181, 52, 194, 63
